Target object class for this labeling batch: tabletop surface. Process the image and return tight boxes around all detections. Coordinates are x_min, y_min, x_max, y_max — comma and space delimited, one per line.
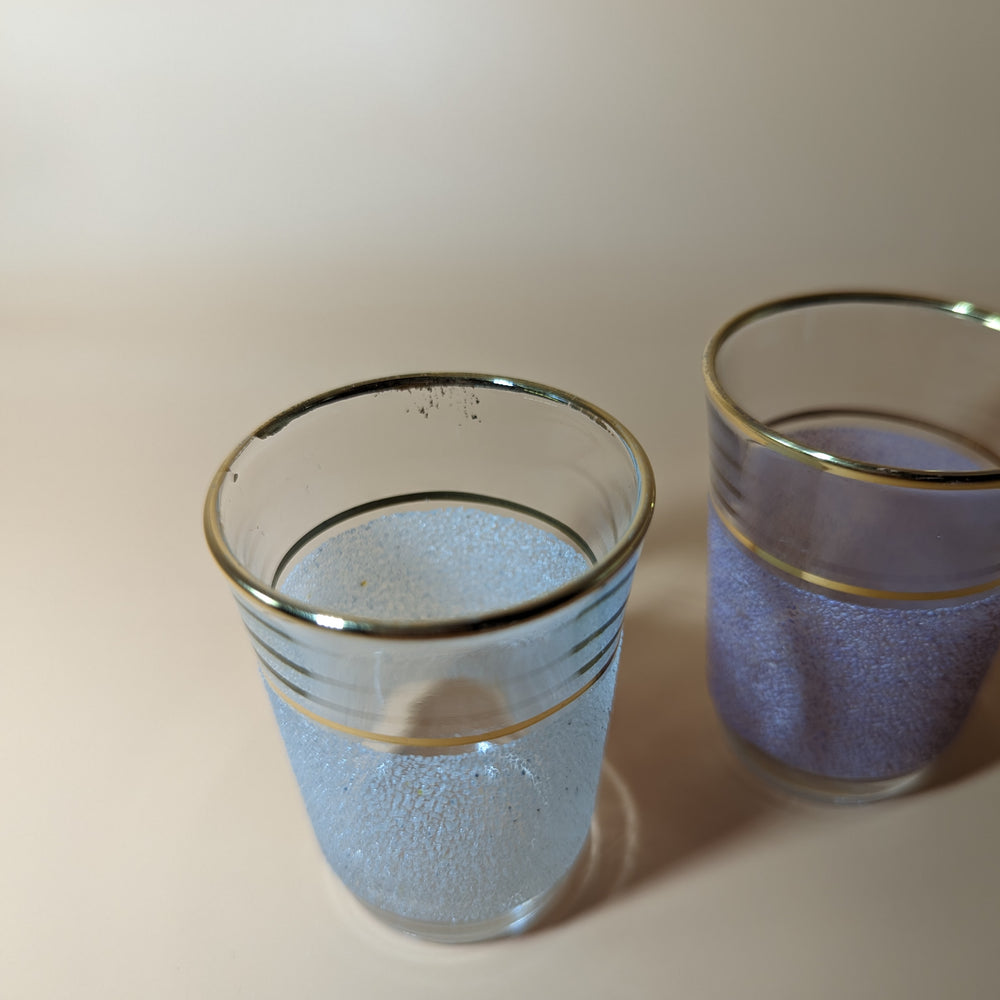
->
4, 4, 1000, 998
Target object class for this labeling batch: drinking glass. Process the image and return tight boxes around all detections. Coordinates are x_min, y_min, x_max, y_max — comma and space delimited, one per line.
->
704, 292, 1000, 803
204, 373, 654, 940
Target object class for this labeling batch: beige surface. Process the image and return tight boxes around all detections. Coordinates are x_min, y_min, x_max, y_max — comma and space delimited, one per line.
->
4, 3, 1000, 998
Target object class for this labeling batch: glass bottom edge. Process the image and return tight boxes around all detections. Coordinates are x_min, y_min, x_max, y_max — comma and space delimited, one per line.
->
724, 729, 933, 805
350, 840, 589, 944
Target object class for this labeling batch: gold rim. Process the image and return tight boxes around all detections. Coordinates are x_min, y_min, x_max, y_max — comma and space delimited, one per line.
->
204, 372, 655, 637
704, 291, 1000, 489
260, 634, 619, 746
711, 497, 1000, 600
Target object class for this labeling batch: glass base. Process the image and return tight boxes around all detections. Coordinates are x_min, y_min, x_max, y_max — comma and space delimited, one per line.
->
725, 730, 932, 805
352, 843, 587, 944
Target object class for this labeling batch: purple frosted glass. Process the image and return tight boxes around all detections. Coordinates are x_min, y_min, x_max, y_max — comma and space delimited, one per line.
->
708, 506, 1000, 779
708, 425, 1000, 781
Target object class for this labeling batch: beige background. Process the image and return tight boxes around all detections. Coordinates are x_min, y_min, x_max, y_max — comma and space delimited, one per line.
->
3, 2, 1000, 997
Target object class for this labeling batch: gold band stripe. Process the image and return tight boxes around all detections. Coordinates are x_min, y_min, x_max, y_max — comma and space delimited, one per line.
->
705, 386, 1000, 490
702, 290, 1000, 492
259, 631, 620, 747
711, 497, 1000, 601
243, 592, 627, 692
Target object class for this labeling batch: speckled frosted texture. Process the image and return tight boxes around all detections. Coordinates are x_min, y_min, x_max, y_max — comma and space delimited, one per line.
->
708, 508, 1000, 779
267, 650, 617, 924
266, 506, 618, 924
708, 416, 1000, 781
281, 506, 591, 619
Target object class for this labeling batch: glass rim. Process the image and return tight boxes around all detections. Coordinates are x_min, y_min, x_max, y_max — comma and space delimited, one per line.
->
703, 289, 1000, 489
204, 372, 656, 637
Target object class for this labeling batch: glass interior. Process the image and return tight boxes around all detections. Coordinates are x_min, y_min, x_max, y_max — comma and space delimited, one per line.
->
705, 293, 1000, 593
709, 294, 1000, 474
207, 374, 653, 632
